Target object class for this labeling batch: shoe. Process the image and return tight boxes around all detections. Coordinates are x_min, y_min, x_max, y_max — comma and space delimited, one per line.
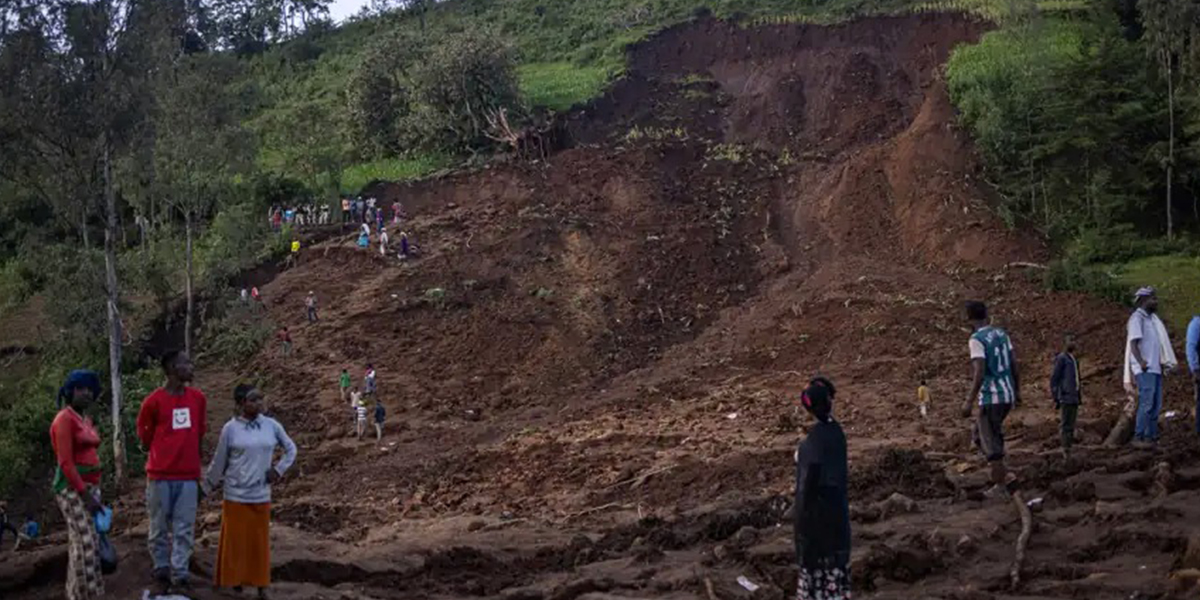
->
153, 569, 172, 596
173, 578, 194, 597
983, 484, 1011, 501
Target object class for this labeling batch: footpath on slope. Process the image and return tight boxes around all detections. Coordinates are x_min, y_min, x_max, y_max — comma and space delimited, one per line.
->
7, 12, 1198, 600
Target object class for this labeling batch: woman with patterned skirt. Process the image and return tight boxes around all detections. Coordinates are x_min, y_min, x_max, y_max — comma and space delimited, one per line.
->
49, 370, 106, 600
794, 377, 851, 600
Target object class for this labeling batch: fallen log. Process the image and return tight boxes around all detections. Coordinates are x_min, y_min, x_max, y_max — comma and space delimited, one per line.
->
1010, 491, 1032, 590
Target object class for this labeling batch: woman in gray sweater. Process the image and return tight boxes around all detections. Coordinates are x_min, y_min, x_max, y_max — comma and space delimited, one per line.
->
204, 384, 297, 599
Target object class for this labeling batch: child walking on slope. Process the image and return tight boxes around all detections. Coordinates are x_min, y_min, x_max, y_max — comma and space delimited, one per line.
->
917, 379, 931, 418
355, 394, 368, 440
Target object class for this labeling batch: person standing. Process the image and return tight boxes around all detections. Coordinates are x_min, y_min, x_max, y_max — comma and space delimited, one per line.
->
339, 368, 352, 403
341, 197, 350, 224
961, 301, 1019, 499
1186, 313, 1200, 438
1127, 287, 1176, 449
50, 370, 106, 600
399, 231, 410, 259
355, 395, 369, 440
137, 351, 207, 595
1050, 334, 1081, 458
204, 384, 297, 599
373, 398, 386, 442
278, 327, 292, 357
917, 379, 931, 419
379, 228, 389, 257
364, 364, 377, 399
392, 200, 403, 225
349, 387, 362, 429
375, 207, 384, 233
305, 292, 318, 324
794, 377, 851, 600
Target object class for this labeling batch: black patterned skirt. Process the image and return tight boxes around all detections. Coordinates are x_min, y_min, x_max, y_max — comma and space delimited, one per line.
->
796, 566, 851, 600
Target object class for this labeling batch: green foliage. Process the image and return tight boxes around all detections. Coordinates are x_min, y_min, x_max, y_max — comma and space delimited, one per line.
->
1117, 255, 1200, 332
341, 156, 451, 194
200, 300, 275, 363
1042, 259, 1128, 305
518, 62, 612, 111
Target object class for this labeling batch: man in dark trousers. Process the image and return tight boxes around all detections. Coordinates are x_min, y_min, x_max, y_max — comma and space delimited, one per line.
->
1050, 334, 1081, 458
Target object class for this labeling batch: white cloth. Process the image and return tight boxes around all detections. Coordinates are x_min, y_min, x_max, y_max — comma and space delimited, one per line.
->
1123, 312, 1176, 392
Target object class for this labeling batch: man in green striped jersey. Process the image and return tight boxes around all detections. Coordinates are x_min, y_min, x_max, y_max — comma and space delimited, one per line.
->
961, 301, 1020, 499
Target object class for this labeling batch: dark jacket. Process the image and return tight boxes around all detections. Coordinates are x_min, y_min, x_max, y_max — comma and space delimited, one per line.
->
794, 419, 851, 569
1050, 352, 1081, 405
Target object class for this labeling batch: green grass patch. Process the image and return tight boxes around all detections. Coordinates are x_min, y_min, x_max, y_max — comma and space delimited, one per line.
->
341, 156, 452, 193
518, 62, 613, 111
1116, 255, 1200, 333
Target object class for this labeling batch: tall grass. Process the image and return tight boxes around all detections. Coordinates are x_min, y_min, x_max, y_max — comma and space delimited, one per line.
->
519, 62, 614, 111
340, 156, 452, 193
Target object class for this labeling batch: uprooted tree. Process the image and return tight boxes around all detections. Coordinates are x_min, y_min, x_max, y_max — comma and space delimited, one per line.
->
348, 26, 525, 156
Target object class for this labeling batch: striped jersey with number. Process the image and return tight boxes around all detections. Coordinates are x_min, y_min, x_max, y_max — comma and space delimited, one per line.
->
969, 326, 1015, 406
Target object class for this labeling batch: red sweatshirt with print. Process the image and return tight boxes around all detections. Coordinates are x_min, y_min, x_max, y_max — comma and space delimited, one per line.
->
137, 387, 207, 480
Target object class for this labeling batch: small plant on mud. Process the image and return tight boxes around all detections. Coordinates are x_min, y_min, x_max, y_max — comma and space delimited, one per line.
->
674, 73, 714, 86
777, 148, 796, 167
624, 125, 688, 143
706, 143, 751, 164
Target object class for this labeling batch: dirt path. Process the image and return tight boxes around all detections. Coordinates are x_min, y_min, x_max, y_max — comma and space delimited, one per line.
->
7, 12, 1200, 600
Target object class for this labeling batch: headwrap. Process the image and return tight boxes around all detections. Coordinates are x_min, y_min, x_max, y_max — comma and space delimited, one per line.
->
1134, 286, 1156, 300
58, 370, 102, 409
800, 377, 837, 422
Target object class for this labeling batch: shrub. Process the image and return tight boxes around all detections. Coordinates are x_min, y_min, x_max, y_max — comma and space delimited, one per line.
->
200, 300, 275, 364
1042, 259, 1128, 305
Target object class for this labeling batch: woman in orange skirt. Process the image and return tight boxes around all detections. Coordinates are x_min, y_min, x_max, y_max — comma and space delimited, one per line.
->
204, 384, 297, 598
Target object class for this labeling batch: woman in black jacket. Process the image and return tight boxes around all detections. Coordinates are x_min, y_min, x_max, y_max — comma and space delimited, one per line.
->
794, 377, 851, 600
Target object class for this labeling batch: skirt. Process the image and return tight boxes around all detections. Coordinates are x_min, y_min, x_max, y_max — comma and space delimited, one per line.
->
796, 566, 851, 600
56, 487, 104, 600
215, 501, 272, 588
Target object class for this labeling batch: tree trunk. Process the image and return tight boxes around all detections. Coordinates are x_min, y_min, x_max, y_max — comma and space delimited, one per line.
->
102, 142, 126, 483
185, 208, 194, 357
1166, 51, 1175, 240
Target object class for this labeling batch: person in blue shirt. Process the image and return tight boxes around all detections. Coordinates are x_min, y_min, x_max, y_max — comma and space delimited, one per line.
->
1187, 314, 1200, 436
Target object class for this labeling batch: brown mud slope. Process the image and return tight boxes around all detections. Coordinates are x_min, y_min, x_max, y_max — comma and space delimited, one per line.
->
9, 13, 1200, 600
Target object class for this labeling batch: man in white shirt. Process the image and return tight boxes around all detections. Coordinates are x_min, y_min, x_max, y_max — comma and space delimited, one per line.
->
1128, 287, 1165, 449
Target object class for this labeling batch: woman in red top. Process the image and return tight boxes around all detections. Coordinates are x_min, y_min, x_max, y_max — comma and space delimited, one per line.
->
49, 369, 105, 600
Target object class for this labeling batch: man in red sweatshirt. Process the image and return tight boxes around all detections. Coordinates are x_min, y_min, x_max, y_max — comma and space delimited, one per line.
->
136, 350, 206, 595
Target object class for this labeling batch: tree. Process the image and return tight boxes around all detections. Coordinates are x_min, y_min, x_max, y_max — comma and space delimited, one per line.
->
152, 53, 255, 356
0, 0, 174, 482
1140, 0, 1196, 239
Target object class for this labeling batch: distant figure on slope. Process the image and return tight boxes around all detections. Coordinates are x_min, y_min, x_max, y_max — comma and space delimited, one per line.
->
341, 197, 350, 225
917, 379, 931, 419
794, 376, 851, 600
355, 394, 369, 440
1050, 333, 1081, 459
392, 200, 403, 225
277, 327, 292, 357
398, 231, 411, 259
373, 397, 386, 442
204, 384, 297, 599
379, 228, 389, 257
339, 368, 352, 403
961, 300, 1019, 500
349, 387, 362, 428
1125, 287, 1175, 450
375, 207, 385, 233
304, 292, 318, 324
364, 364, 377, 398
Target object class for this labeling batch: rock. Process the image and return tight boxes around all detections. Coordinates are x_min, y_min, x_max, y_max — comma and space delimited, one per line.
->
881, 493, 919, 517
956, 534, 978, 556
731, 526, 759, 548
1094, 500, 1123, 520
324, 426, 343, 440
467, 520, 487, 532
1181, 535, 1200, 570
850, 504, 881, 523
712, 544, 729, 562
203, 512, 220, 527
1170, 568, 1200, 594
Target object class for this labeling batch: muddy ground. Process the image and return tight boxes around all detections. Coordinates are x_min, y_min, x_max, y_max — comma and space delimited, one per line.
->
7, 12, 1200, 600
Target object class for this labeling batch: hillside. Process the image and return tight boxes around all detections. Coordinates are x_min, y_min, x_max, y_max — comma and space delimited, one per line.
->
10, 11, 1200, 600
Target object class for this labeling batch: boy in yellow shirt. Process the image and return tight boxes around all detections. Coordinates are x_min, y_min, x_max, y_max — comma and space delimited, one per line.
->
917, 380, 931, 418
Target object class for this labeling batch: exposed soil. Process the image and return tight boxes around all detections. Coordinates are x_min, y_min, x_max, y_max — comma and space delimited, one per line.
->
8, 12, 1200, 600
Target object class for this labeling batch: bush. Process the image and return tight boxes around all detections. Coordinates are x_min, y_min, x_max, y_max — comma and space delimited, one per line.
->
1042, 259, 1128, 305
200, 300, 275, 364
